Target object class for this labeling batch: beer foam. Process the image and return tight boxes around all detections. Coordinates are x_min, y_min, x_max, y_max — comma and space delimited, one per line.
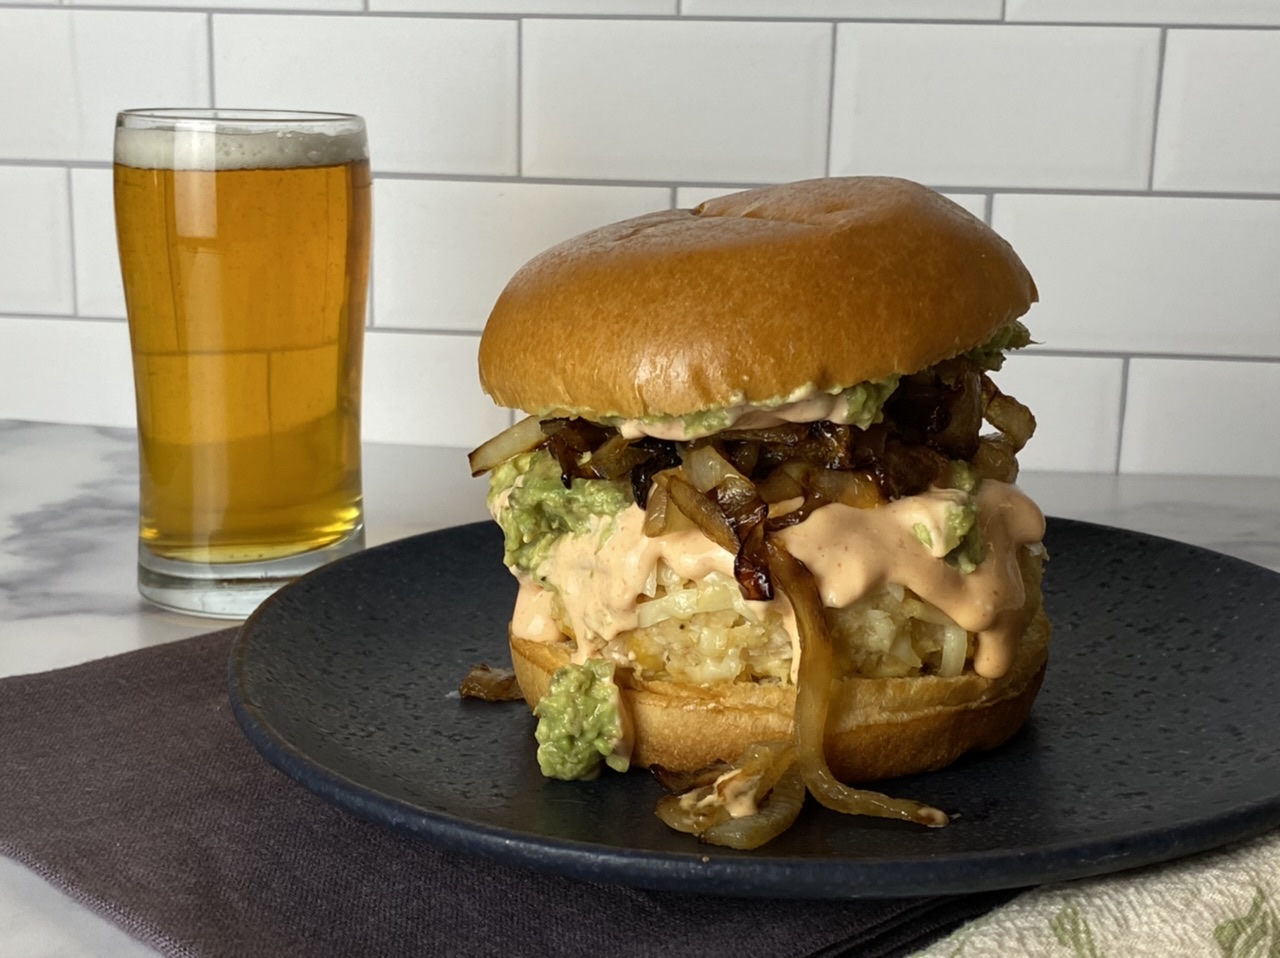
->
115, 126, 368, 171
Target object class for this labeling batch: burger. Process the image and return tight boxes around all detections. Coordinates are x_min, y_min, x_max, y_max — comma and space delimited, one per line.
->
467, 176, 1049, 848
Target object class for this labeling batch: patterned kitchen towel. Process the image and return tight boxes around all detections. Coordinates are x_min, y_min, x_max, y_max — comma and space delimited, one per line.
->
0, 629, 1017, 958
912, 826, 1280, 958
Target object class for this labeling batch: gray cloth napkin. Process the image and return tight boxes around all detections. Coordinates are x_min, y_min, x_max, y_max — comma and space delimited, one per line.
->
0, 631, 1019, 958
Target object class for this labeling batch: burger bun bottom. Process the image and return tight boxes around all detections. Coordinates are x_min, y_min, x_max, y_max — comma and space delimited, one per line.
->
510, 602, 1050, 783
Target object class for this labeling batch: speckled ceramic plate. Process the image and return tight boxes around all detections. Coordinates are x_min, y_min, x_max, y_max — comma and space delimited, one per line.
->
228, 518, 1280, 899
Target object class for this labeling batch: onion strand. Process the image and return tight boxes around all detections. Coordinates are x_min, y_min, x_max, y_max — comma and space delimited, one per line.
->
766, 539, 950, 829
467, 415, 547, 476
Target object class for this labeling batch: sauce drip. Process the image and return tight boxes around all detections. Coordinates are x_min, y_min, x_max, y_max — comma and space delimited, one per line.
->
509, 481, 1045, 680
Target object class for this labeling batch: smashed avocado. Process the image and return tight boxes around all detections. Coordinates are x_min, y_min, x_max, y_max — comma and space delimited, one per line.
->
680, 407, 732, 435
843, 376, 900, 430
912, 492, 985, 574
936, 464, 985, 571
951, 524, 986, 575
489, 449, 631, 577
534, 660, 630, 780
967, 320, 1032, 371
947, 460, 979, 495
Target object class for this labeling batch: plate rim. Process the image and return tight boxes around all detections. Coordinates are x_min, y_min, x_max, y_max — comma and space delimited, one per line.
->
228, 516, 1280, 899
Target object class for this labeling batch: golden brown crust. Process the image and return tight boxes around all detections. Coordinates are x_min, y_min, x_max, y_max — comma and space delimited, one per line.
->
479, 177, 1037, 421
510, 590, 1051, 783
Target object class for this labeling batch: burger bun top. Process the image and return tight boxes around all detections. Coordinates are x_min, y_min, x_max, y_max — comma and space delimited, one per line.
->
478, 176, 1037, 421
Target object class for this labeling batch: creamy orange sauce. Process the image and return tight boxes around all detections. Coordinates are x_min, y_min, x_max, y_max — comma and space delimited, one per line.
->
512, 510, 742, 661
508, 481, 1045, 681
617, 391, 862, 441
679, 767, 761, 819
776, 482, 1044, 678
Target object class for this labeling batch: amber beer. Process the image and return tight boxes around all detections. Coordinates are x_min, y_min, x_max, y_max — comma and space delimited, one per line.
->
114, 110, 371, 615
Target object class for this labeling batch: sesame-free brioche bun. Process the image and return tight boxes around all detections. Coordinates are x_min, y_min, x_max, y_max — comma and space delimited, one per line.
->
510, 552, 1049, 782
478, 176, 1037, 422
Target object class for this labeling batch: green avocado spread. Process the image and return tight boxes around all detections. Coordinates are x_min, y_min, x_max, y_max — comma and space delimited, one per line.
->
911, 492, 985, 574
967, 319, 1032, 371
488, 450, 631, 577
533, 659, 631, 780
486, 323, 1028, 579
842, 376, 901, 430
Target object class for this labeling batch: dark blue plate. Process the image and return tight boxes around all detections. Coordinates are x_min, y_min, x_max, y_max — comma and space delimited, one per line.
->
228, 518, 1280, 898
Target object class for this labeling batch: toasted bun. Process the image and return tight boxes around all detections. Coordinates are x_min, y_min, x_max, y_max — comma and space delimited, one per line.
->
510, 559, 1049, 783
479, 176, 1037, 421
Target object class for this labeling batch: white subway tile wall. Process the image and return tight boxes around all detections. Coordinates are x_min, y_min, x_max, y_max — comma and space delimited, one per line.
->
0, 317, 135, 428
373, 180, 670, 331
1006, 1, 1280, 27
830, 24, 1161, 190
362, 330, 511, 447
1153, 30, 1280, 194
685, 0, 1003, 17
212, 16, 519, 175
1120, 359, 1280, 477
0, 10, 210, 162
0, 6, 1275, 476
989, 354, 1126, 474
0, 167, 74, 315
991, 193, 1280, 357
70, 168, 126, 319
521, 19, 832, 182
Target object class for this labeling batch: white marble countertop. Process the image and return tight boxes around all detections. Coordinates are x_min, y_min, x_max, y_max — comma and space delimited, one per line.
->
4, 418, 1280, 956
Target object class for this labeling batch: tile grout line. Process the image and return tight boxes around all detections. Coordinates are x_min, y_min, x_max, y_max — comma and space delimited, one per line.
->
823, 21, 837, 177
3, 160, 1280, 202
206, 11, 217, 105
5, 6, 1280, 26
515, 17, 523, 178
1146, 27, 1169, 191
1112, 356, 1131, 474
1023, 348, 1280, 364
10, 162, 1280, 201
64, 167, 81, 317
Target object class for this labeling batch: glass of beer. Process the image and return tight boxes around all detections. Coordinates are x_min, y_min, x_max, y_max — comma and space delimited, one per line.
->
113, 109, 371, 617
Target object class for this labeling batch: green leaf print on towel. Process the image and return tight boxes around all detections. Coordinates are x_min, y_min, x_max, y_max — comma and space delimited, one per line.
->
1214, 888, 1280, 958
1051, 901, 1105, 958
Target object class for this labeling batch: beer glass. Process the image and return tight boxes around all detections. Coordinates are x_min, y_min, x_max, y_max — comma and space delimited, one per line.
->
113, 109, 371, 617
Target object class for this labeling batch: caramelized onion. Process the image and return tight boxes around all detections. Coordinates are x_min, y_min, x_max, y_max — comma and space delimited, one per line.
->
541, 417, 610, 450
642, 479, 672, 537
458, 663, 525, 702
654, 742, 801, 849
651, 762, 735, 795
629, 438, 681, 509
873, 442, 950, 500
656, 473, 739, 555
755, 467, 806, 505
719, 439, 761, 476
682, 444, 746, 493
583, 434, 651, 481
731, 513, 773, 602
467, 415, 547, 476
983, 384, 1037, 452
641, 474, 698, 537
800, 464, 881, 509
928, 366, 984, 460
700, 769, 806, 850
655, 448, 774, 600
766, 538, 950, 829
971, 435, 1020, 483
